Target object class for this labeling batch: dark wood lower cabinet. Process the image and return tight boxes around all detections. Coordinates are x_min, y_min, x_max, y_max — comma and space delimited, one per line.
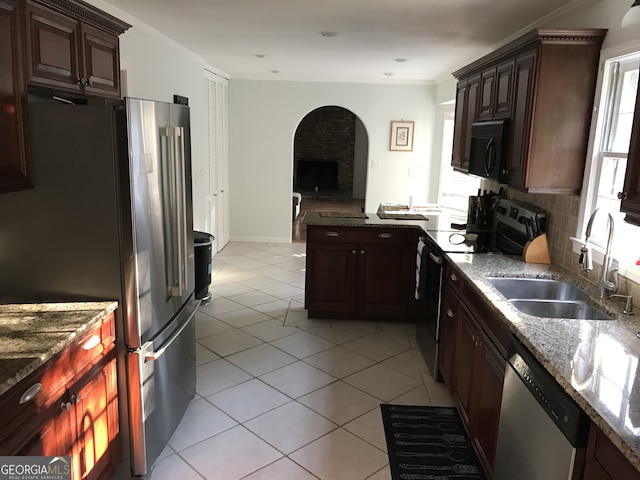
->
444, 262, 505, 477
583, 422, 640, 480
305, 225, 417, 321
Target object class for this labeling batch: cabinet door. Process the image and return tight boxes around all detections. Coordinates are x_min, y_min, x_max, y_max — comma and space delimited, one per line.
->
438, 287, 458, 389
305, 243, 358, 315
80, 24, 121, 98
71, 358, 119, 480
494, 60, 515, 118
0, 0, 31, 193
452, 80, 468, 169
357, 243, 412, 316
16, 403, 71, 458
478, 67, 496, 120
452, 76, 480, 170
620, 71, 640, 226
471, 330, 505, 474
452, 304, 480, 427
25, 2, 82, 93
506, 52, 536, 187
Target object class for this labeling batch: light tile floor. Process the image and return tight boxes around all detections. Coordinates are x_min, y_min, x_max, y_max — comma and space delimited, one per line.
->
150, 242, 454, 480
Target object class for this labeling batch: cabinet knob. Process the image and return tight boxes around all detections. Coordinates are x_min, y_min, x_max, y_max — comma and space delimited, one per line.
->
378, 233, 392, 239
61, 401, 72, 412
450, 273, 458, 282
352, 249, 356, 254
325, 231, 340, 237
446, 309, 454, 318
618, 192, 628, 200
71, 394, 82, 404
360, 250, 365, 255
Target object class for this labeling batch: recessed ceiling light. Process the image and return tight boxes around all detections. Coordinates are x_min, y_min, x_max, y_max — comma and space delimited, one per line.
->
319, 31, 338, 37
383, 72, 395, 77
394, 58, 408, 63
254, 54, 269, 59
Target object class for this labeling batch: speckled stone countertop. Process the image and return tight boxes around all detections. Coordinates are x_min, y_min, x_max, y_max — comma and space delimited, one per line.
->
0, 301, 118, 397
446, 253, 640, 470
304, 213, 640, 469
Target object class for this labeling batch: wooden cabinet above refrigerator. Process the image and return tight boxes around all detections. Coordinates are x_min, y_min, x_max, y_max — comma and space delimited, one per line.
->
452, 28, 607, 194
0, 0, 130, 194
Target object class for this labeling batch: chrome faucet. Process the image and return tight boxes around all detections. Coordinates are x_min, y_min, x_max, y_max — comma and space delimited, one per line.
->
579, 209, 618, 298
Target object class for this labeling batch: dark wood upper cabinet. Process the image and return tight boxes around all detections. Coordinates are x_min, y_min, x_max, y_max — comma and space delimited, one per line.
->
26, 2, 82, 93
0, 0, 31, 193
453, 28, 607, 194
478, 60, 514, 121
620, 72, 640, 226
451, 74, 480, 171
25, 0, 128, 98
1, 0, 129, 194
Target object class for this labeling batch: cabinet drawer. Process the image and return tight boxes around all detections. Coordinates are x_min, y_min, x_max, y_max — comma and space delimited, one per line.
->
0, 359, 68, 452
307, 226, 413, 245
69, 312, 115, 376
445, 262, 465, 293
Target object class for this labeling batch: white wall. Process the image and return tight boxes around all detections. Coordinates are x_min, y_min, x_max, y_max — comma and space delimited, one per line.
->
229, 80, 436, 242
83, 0, 218, 234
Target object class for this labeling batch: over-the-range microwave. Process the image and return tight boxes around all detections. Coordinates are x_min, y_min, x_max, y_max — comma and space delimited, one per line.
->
468, 119, 509, 183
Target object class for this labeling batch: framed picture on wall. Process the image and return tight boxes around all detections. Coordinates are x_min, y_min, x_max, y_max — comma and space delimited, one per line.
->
390, 121, 414, 151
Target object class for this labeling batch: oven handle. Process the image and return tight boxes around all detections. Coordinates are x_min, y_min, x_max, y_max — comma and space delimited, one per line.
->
428, 251, 443, 265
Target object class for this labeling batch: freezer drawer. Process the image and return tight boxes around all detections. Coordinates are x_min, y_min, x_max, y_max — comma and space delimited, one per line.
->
127, 298, 198, 475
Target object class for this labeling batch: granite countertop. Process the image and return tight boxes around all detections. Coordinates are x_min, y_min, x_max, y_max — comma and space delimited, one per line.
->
304, 213, 640, 468
303, 209, 461, 232
0, 301, 118, 397
446, 253, 640, 470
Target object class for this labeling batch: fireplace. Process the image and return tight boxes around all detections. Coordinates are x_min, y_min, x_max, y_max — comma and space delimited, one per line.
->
295, 160, 338, 191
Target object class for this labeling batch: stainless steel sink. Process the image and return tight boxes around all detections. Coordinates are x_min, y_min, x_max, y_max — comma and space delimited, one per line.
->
486, 277, 590, 301
509, 300, 611, 320
486, 277, 611, 320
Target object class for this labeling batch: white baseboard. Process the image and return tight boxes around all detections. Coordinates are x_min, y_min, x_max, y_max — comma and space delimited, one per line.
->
229, 236, 292, 244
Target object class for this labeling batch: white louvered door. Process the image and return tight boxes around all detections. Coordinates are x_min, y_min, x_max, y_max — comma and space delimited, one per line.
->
204, 70, 229, 252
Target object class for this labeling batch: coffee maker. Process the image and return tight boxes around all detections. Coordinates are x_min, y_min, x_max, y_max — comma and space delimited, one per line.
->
467, 189, 501, 232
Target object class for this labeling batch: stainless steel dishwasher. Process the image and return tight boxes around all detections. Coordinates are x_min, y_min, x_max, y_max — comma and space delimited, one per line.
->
493, 339, 590, 480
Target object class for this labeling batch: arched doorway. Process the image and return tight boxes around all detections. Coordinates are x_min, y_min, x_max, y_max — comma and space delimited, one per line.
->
292, 106, 369, 242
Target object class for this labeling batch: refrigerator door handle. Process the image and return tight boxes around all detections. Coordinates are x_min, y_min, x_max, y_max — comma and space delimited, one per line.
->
144, 298, 199, 361
175, 127, 188, 294
161, 126, 188, 297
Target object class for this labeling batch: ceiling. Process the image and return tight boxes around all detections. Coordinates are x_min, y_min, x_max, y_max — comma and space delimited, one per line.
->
103, 0, 597, 84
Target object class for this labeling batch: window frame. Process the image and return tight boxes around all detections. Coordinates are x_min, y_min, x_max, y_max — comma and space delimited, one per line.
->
576, 44, 640, 283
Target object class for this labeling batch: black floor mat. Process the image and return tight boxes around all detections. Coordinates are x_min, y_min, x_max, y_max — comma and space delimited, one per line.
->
380, 404, 487, 480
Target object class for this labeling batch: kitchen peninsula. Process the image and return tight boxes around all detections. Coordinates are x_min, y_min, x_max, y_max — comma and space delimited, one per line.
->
303, 211, 640, 478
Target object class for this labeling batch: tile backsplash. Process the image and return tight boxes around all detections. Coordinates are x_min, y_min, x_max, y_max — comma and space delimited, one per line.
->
483, 180, 639, 310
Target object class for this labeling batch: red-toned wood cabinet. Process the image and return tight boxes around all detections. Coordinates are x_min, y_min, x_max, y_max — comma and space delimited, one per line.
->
0, 312, 120, 480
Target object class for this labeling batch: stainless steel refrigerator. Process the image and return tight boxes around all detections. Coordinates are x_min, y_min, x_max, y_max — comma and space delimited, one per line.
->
0, 97, 199, 477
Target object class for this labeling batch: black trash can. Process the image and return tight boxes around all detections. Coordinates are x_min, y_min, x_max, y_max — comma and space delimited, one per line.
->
194, 231, 214, 304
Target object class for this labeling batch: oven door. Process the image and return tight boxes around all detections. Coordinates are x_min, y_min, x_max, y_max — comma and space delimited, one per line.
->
416, 240, 444, 380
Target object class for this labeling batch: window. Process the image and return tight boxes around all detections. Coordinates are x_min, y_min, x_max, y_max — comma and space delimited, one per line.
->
583, 52, 640, 272
438, 110, 482, 216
